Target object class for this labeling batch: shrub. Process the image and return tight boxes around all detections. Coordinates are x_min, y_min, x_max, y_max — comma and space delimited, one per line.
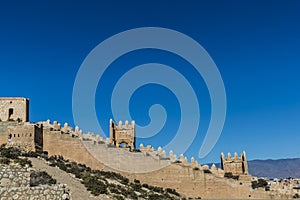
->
57, 162, 67, 171
109, 184, 120, 194
131, 182, 142, 192
30, 171, 57, 186
148, 193, 163, 200
15, 158, 32, 167
251, 178, 268, 189
0, 157, 10, 165
153, 186, 164, 193
0, 147, 21, 159
166, 188, 180, 196
82, 175, 107, 195
113, 194, 125, 200
224, 172, 239, 180
22, 151, 39, 158
134, 179, 140, 184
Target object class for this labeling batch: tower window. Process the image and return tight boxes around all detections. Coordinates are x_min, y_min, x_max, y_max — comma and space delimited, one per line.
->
8, 108, 14, 119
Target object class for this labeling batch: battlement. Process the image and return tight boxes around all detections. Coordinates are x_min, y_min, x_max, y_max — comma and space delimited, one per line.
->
139, 143, 226, 176
0, 116, 282, 199
221, 151, 249, 176
109, 119, 135, 150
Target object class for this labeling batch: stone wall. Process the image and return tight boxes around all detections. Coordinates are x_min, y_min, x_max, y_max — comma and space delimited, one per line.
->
6, 123, 43, 152
0, 119, 293, 199
0, 163, 69, 200
0, 163, 30, 187
0, 122, 17, 145
41, 124, 289, 199
109, 119, 135, 149
43, 129, 105, 170
0, 184, 68, 200
0, 98, 29, 122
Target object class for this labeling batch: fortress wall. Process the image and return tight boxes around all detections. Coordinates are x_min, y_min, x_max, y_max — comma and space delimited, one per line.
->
130, 164, 253, 199
129, 164, 206, 198
7, 123, 36, 151
43, 130, 105, 170
42, 132, 232, 198
0, 122, 17, 146
41, 130, 276, 199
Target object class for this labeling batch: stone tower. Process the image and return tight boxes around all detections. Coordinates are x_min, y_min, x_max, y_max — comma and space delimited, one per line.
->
7, 123, 43, 152
0, 97, 29, 122
221, 151, 249, 176
109, 119, 136, 150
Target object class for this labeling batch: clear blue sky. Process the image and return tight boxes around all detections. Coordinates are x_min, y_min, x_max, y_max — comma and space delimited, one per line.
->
0, 1, 299, 163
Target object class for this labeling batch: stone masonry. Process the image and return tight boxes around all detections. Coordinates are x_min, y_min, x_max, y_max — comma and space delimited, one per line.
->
221, 151, 249, 176
0, 98, 29, 122
0, 163, 70, 200
7, 123, 43, 152
109, 119, 135, 150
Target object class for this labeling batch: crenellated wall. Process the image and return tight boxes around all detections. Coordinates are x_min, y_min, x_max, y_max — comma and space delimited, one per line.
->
43, 129, 105, 170
221, 151, 249, 176
0, 119, 295, 199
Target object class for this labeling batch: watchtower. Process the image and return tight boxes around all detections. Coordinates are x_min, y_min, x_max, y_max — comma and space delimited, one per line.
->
221, 151, 249, 176
109, 119, 136, 150
0, 97, 29, 122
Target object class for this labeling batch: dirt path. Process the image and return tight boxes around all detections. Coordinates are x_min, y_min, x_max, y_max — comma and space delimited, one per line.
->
29, 157, 113, 200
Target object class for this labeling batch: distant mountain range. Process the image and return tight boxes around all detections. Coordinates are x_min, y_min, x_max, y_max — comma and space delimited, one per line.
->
207, 158, 300, 179
248, 158, 300, 179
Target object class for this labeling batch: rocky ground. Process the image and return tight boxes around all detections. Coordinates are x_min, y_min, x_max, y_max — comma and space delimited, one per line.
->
29, 157, 113, 200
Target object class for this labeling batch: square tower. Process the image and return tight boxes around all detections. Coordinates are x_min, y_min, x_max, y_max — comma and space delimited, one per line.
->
221, 151, 249, 176
0, 97, 29, 122
109, 119, 136, 150
7, 123, 43, 152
